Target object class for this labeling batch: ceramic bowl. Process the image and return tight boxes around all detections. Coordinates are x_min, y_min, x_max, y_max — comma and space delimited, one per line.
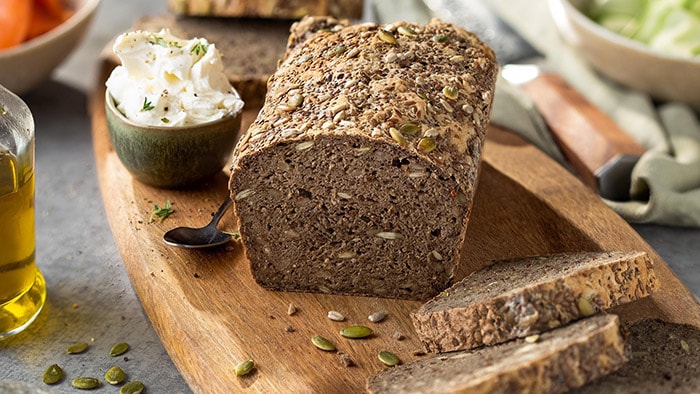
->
550, 0, 700, 110
0, 0, 101, 95
105, 90, 242, 189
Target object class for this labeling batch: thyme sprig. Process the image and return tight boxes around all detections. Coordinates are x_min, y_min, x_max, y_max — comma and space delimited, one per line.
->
150, 200, 174, 223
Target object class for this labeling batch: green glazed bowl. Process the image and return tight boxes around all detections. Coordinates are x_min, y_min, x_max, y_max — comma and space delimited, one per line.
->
105, 90, 242, 188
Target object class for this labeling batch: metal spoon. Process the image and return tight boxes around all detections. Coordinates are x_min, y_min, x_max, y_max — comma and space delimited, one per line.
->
163, 197, 233, 248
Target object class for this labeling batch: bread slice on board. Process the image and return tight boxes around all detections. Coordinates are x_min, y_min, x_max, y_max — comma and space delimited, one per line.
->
167, 0, 363, 19
367, 314, 627, 394
228, 17, 498, 300
125, 14, 292, 110
573, 318, 700, 393
412, 251, 660, 352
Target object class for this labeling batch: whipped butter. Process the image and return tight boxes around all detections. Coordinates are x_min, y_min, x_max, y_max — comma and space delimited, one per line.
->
106, 29, 244, 127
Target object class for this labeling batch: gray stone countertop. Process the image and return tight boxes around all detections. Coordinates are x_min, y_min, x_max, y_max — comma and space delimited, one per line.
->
0, 1, 698, 393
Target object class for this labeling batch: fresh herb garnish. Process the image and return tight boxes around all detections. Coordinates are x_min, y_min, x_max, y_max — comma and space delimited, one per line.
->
141, 97, 155, 111
150, 200, 174, 223
148, 34, 168, 47
161, 117, 170, 124
190, 41, 208, 56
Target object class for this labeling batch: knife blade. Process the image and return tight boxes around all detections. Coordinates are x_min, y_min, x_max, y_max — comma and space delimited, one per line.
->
423, 0, 645, 201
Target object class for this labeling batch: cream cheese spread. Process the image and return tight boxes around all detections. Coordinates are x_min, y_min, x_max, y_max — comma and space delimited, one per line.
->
106, 29, 244, 127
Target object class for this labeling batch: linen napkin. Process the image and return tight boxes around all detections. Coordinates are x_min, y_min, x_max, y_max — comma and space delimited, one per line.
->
486, 0, 700, 227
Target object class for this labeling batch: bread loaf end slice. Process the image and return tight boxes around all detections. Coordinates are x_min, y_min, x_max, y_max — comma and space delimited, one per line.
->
229, 18, 497, 300
367, 314, 627, 394
168, 0, 363, 19
412, 251, 659, 352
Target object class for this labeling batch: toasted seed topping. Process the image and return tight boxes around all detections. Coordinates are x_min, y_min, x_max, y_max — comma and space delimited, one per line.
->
328, 44, 347, 57
377, 29, 397, 44
442, 85, 459, 100
376, 232, 404, 240
397, 26, 417, 37
433, 33, 449, 43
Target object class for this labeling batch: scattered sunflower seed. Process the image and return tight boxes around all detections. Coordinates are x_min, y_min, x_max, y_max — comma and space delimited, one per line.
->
338, 352, 355, 367
397, 26, 417, 36
109, 342, 130, 357
66, 342, 89, 354
577, 294, 597, 317
340, 325, 373, 339
104, 366, 126, 385
378, 351, 401, 366
287, 303, 298, 316
71, 377, 101, 390
312, 335, 336, 351
120, 381, 145, 394
377, 29, 397, 44
42, 364, 63, 385
235, 359, 255, 376
327, 310, 346, 322
368, 311, 387, 323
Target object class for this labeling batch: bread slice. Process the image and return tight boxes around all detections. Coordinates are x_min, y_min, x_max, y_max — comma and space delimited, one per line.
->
167, 0, 363, 20
228, 17, 497, 300
126, 14, 292, 110
574, 318, 700, 393
412, 251, 659, 352
367, 314, 627, 394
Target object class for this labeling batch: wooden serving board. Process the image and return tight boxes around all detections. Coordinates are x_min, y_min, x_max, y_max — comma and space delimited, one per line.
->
91, 65, 700, 393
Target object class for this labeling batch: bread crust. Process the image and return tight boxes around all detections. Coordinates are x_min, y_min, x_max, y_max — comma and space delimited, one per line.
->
168, 0, 364, 19
411, 251, 660, 352
229, 17, 497, 300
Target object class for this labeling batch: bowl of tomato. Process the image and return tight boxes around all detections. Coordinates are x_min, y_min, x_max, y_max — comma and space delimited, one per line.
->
0, 0, 100, 95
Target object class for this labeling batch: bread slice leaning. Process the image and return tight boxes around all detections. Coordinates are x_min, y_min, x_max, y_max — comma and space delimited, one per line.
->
367, 314, 627, 394
412, 251, 659, 352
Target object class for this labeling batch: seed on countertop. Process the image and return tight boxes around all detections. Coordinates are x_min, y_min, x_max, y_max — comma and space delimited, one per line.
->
71, 377, 101, 390
368, 311, 387, 323
105, 366, 126, 385
312, 335, 336, 351
120, 381, 145, 394
109, 342, 129, 357
378, 351, 401, 366
340, 325, 373, 339
66, 342, 88, 354
42, 364, 63, 385
377, 29, 397, 45
235, 359, 255, 376
392, 332, 405, 341
338, 352, 355, 367
287, 303, 297, 316
327, 310, 346, 322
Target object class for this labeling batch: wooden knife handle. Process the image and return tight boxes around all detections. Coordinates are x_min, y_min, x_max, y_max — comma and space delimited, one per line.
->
520, 72, 645, 192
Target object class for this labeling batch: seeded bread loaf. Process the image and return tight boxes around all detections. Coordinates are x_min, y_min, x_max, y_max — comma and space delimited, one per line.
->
574, 318, 700, 393
167, 0, 363, 19
412, 251, 660, 352
228, 17, 497, 300
367, 314, 627, 394
128, 14, 292, 109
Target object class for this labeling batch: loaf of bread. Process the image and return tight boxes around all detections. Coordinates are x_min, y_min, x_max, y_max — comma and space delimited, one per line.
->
128, 14, 292, 109
367, 314, 627, 394
228, 17, 497, 300
574, 318, 700, 393
412, 251, 660, 352
167, 0, 363, 20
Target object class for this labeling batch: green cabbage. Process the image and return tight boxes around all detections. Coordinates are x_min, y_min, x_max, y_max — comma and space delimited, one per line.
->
588, 0, 700, 56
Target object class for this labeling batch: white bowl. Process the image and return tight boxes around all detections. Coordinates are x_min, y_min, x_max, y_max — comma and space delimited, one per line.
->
550, 0, 700, 110
0, 0, 100, 95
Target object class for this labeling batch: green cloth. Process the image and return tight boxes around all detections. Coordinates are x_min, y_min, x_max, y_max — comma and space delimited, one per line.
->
488, 0, 700, 227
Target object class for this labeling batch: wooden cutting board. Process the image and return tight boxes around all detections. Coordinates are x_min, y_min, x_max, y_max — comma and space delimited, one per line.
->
91, 62, 700, 393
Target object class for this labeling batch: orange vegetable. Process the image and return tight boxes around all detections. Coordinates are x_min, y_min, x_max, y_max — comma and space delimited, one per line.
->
0, 0, 73, 50
0, 0, 33, 49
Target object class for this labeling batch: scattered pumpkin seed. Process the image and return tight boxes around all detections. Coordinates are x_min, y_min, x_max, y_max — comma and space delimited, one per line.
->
433, 33, 449, 43
577, 293, 597, 317
417, 137, 437, 153
120, 381, 145, 394
399, 123, 420, 136
442, 85, 459, 100
368, 311, 387, 323
340, 325, 373, 339
378, 351, 400, 366
105, 366, 126, 385
377, 29, 397, 45
235, 359, 255, 376
71, 377, 101, 390
66, 342, 89, 354
389, 127, 407, 146
109, 342, 130, 357
397, 26, 417, 36
42, 364, 63, 385
327, 310, 346, 322
376, 232, 404, 240
312, 335, 336, 351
